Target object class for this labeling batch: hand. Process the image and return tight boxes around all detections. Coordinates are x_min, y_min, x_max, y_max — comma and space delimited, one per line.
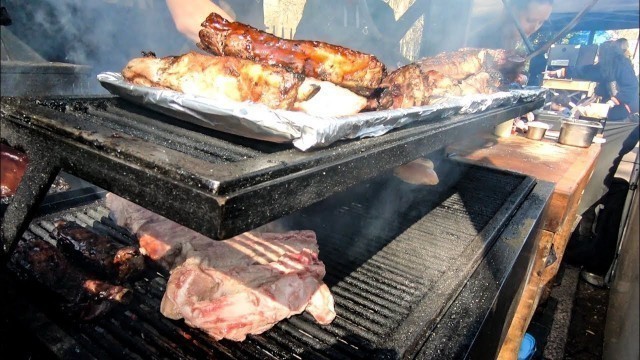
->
514, 118, 528, 132
544, 68, 566, 79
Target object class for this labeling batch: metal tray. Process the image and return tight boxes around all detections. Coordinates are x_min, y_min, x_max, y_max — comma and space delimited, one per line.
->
98, 72, 546, 151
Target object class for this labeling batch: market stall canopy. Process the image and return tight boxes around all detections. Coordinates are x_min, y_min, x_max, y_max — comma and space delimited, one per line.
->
472, 0, 639, 30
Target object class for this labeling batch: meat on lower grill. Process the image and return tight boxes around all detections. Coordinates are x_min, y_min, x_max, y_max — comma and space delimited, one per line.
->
9, 237, 131, 320
53, 220, 145, 282
0, 143, 28, 199
198, 13, 386, 97
106, 193, 336, 341
122, 51, 305, 110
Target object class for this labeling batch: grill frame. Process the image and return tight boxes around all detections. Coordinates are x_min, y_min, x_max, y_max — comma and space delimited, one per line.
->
0, 95, 543, 257
1, 163, 554, 359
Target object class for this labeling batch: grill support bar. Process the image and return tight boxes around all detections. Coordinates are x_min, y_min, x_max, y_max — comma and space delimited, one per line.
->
1, 98, 543, 261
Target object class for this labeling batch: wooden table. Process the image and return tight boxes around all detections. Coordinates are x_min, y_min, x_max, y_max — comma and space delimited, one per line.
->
446, 133, 601, 360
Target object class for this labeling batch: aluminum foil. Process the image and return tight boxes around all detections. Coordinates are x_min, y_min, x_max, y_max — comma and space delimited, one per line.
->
98, 73, 547, 151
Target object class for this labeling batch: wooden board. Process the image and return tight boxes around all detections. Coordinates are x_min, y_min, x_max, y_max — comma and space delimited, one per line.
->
542, 79, 597, 96
448, 133, 601, 359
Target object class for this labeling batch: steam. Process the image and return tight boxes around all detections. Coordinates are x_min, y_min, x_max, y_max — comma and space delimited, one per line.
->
1, 0, 192, 95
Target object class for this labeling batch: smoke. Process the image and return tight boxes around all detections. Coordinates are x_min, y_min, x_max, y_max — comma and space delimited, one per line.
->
1, 0, 192, 95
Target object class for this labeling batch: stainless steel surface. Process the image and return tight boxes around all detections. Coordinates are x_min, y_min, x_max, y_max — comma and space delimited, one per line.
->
558, 119, 602, 147
525, 123, 549, 140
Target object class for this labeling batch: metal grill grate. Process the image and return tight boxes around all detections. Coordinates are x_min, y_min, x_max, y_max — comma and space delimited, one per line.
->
4, 164, 535, 359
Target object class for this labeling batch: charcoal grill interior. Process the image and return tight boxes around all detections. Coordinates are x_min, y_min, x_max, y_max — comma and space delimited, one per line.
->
1, 161, 553, 359
1, 95, 544, 254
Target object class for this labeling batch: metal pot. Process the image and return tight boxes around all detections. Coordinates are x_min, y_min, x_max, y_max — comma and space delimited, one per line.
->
525, 121, 550, 141
558, 119, 602, 148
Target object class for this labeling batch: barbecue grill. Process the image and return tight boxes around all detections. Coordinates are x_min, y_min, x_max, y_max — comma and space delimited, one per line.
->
0, 95, 551, 359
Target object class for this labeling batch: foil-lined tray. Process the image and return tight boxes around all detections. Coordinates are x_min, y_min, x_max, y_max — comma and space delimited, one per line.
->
98, 73, 546, 151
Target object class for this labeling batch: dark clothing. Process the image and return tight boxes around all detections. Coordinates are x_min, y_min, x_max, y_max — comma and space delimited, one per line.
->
294, 0, 405, 67
572, 60, 639, 119
466, 18, 514, 50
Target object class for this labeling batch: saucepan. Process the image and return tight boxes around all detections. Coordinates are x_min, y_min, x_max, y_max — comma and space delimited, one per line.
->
558, 118, 602, 147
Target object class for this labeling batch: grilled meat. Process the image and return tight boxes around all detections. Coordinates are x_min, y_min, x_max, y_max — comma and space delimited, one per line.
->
0, 143, 28, 200
122, 51, 305, 110
161, 249, 335, 341
198, 13, 386, 97
9, 237, 131, 320
53, 220, 145, 281
378, 48, 522, 109
106, 193, 336, 340
394, 158, 439, 186
122, 51, 367, 116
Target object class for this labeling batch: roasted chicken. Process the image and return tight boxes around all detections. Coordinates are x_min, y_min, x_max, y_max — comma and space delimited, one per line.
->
198, 13, 386, 97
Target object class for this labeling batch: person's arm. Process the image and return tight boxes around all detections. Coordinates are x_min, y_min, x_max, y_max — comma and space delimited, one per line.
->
166, 0, 233, 43
609, 60, 639, 111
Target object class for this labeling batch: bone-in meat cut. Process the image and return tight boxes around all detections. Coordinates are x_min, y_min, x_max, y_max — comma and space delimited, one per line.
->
122, 51, 305, 110
106, 193, 336, 341
198, 13, 386, 97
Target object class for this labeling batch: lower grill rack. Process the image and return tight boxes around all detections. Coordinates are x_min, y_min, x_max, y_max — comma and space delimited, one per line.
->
2, 163, 551, 359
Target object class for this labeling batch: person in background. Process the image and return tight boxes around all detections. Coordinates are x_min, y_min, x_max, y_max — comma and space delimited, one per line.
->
294, 0, 406, 67
467, 0, 553, 51
550, 41, 639, 121
561, 41, 639, 286
469, 0, 553, 133
615, 37, 631, 59
166, 0, 265, 44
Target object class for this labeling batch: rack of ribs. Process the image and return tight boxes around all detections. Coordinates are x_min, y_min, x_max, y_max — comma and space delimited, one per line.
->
198, 13, 386, 97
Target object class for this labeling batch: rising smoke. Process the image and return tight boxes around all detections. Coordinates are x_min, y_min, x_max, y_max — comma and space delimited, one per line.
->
1, 0, 193, 95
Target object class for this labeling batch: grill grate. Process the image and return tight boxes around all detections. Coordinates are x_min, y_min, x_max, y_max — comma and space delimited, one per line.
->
4, 164, 535, 359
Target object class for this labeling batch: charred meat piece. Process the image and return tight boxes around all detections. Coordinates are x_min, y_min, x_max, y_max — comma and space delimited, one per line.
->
9, 238, 131, 320
378, 48, 520, 109
122, 51, 305, 110
0, 143, 28, 200
198, 13, 386, 97
53, 220, 145, 281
